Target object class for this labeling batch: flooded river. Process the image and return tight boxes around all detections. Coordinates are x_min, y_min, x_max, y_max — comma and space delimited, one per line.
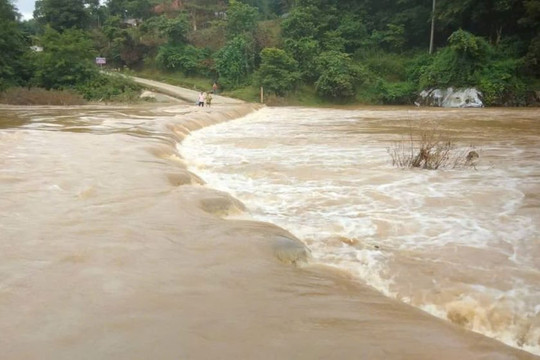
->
0, 103, 538, 359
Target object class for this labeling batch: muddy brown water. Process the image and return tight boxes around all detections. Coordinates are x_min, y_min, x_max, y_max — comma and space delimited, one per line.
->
0, 103, 538, 359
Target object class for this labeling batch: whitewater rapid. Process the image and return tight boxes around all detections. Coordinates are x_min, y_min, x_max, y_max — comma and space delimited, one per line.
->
181, 106, 540, 355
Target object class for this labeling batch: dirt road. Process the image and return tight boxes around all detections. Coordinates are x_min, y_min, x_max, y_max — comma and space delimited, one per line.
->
131, 76, 244, 105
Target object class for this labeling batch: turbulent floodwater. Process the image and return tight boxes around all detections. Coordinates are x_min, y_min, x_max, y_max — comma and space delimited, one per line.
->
1, 102, 539, 359
181, 106, 540, 355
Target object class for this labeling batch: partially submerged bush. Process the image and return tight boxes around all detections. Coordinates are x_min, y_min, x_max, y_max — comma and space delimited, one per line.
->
76, 73, 142, 102
388, 122, 478, 170
0, 87, 86, 105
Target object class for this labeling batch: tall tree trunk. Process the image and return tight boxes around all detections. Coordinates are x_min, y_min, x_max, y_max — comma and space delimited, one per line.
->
191, 9, 197, 31
429, 0, 436, 54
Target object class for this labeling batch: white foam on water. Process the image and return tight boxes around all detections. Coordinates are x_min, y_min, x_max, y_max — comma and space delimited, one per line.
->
180, 106, 540, 355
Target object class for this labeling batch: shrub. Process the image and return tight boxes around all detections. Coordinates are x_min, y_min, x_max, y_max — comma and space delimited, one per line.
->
419, 30, 492, 89
0, 87, 86, 105
156, 44, 205, 75
376, 80, 417, 105
388, 122, 478, 170
214, 35, 255, 88
478, 58, 526, 106
405, 52, 433, 85
359, 50, 408, 82
76, 73, 142, 102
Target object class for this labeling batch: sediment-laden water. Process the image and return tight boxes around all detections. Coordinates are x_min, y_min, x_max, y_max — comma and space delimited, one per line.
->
1, 103, 538, 359
181, 106, 540, 356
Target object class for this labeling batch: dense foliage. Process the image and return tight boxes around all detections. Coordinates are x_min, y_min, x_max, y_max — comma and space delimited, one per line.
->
1, 0, 539, 105
256, 47, 299, 96
0, 0, 31, 90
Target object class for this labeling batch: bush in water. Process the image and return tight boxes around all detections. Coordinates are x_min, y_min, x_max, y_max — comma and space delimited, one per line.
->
388, 122, 478, 170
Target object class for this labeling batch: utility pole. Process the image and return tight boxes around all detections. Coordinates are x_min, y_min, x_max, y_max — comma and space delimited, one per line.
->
429, 0, 436, 54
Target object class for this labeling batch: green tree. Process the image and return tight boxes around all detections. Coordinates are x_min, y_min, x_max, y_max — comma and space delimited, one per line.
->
368, 24, 407, 52
337, 14, 368, 53
156, 44, 205, 74
151, 13, 204, 74
214, 35, 254, 88
272, 0, 295, 15
182, 0, 225, 31
0, 0, 31, 90
523, 34, 540, 76
448, 28, 491, 58
281, 5, 321, 40
478, 57, 525, 105
281, 1, 345, 80
106, 0, 154, 20
97, 15, 150, 67
34, 0, 92, 31
256, 47, 299, 96
520, 0, 540, 75
226, 0, 259, 38
33, 27, 98, 89
283, 37, 320, 81
320, 30, 346, 52
435, 0, 525, 43
314, 50, 357, 99
157, 14, 190, 45
420, 29, 492, 88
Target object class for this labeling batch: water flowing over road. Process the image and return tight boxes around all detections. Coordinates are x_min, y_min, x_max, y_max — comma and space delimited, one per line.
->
1, 88, 538, 359
181, 106, 540, 356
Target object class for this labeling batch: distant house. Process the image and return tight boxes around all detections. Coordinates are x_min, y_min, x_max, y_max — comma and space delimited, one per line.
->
214, 11, 226, 19
123, 18, 142, 27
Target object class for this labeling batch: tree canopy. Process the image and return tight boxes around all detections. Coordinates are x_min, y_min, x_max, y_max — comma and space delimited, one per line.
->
0, 0, 30, 90
1, 0, 539, 105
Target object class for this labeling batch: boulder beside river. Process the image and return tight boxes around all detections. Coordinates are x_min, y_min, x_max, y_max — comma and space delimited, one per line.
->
416, 88, 484, 108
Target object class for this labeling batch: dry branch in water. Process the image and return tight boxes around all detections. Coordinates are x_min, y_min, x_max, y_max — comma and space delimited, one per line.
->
388, 122, 479, 170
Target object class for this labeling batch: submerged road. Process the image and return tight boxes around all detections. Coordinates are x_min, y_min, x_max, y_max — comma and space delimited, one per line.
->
131, 76, 244, 105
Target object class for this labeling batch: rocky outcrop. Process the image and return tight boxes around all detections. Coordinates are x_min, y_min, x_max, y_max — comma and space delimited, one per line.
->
416, 88, 484, 108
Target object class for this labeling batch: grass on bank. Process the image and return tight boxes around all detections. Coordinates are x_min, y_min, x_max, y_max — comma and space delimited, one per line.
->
133, 68, 266, 103
133, 69, 214, 93
224, 84, 332, 106
0, 87, 87, 105
0, 73, 143, 105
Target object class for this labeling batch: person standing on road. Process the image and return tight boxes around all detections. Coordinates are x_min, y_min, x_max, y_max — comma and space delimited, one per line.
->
198, 92, 205, 107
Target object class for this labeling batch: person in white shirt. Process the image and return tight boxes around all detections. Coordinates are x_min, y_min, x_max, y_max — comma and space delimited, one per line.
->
198, 92, 205, 107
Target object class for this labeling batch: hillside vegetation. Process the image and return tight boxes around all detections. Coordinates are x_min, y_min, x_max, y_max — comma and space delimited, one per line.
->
1, 0, 539, 105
